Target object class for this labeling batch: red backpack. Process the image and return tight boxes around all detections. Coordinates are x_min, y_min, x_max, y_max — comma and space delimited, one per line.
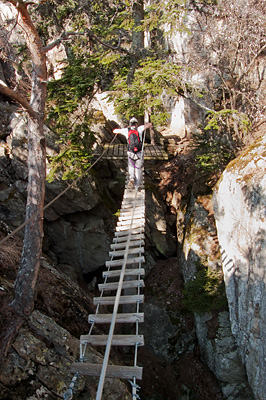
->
128, 129, 142, 153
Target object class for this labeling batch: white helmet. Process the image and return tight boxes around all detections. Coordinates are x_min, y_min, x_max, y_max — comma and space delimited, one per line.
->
129, 117, 138, 125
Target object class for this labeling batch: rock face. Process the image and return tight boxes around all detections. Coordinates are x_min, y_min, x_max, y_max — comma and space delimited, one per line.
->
180, 197, 253, 399
213, 135, 266, 400
195, 312, 253, 400
0, 255, 132, 400
145, 189, 176, 259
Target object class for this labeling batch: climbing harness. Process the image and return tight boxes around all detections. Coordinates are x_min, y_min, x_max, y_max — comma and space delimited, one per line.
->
129, 155, 142, 169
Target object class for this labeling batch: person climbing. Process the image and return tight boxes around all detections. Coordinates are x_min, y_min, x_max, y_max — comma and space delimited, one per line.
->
113, 117, 152, 189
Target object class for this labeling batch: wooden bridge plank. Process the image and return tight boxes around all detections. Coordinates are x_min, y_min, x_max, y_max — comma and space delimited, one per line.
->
98, 279, 145, 291
71, 363, 143, 380
144, 146, 152, 158
80, 334, 144, 346
103, 268, 145, 278
114, 145, 119, 157
97, 144, 167, 161
93, 294, 144, 305
88, 312, 144, 324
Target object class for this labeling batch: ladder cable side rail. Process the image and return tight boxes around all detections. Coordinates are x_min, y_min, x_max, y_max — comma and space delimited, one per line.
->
68, 131, 147, 400
95, 186, 142, 400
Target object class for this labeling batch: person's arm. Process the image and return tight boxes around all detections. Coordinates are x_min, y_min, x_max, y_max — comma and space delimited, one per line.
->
138, 122, 153, 141
144, 122, 152, 130
113, 127, 128, 137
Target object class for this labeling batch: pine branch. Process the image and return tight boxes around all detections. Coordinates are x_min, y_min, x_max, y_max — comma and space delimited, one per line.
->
43, 31, 85, 52
44, 29, 131, 56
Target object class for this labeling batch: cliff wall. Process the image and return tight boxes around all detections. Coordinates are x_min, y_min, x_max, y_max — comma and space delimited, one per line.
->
213, 135, 266, 400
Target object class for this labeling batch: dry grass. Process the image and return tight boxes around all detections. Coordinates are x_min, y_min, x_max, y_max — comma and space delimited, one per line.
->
0, 235, 22, 270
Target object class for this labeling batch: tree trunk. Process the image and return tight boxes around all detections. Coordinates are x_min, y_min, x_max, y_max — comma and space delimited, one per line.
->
0, 0, 47, 358
132, 0, 144, 51
11, 117, 46, 315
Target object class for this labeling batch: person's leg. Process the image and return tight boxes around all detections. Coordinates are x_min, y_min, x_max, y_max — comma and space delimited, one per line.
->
128, 154, 135, 187
135, 156, 143, 187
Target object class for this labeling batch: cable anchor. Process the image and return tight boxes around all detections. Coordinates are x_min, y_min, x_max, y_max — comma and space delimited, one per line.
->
129, 380, 141, 399
63, 372, 79, 400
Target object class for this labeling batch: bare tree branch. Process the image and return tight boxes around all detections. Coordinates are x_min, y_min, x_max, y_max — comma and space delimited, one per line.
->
0, 82, 36, 117
0, 4, 19, 49
235, 43, 266, 89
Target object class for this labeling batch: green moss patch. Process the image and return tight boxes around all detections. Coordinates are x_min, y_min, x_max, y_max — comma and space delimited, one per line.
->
182, 268, 228, 314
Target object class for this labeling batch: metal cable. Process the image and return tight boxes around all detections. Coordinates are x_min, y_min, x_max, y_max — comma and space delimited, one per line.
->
65, 126, 148, 400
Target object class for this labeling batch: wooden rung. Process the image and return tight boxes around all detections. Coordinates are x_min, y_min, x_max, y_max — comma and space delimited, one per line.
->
117, 219, 145, 227
122, 192, 144, 198
71, 363, 143, 380
88, 312, 144, 324
124, 193, 144, 199
121, 204, 144, 209
93, 294, 144, 305
122, 200, 144, 206
118, 214, 144, 222
106, 256, 145, 267
110, 239, 144, 249
120, 206, 144, 213
118, 215, 144, 221
98, 279, 145, 291
103, 268, 145, 278
119, 205, 145, 217
120, 203, 144, 210
114, 228, 144, 236
113, 233, 144, 243
116, 225, 144, 232
109, 247, 144, 257
80, 334, 144, 346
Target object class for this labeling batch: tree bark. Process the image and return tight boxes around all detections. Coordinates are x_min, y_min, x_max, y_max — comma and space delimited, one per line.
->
0, 0, 47, 358
132, 0, 144, 51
